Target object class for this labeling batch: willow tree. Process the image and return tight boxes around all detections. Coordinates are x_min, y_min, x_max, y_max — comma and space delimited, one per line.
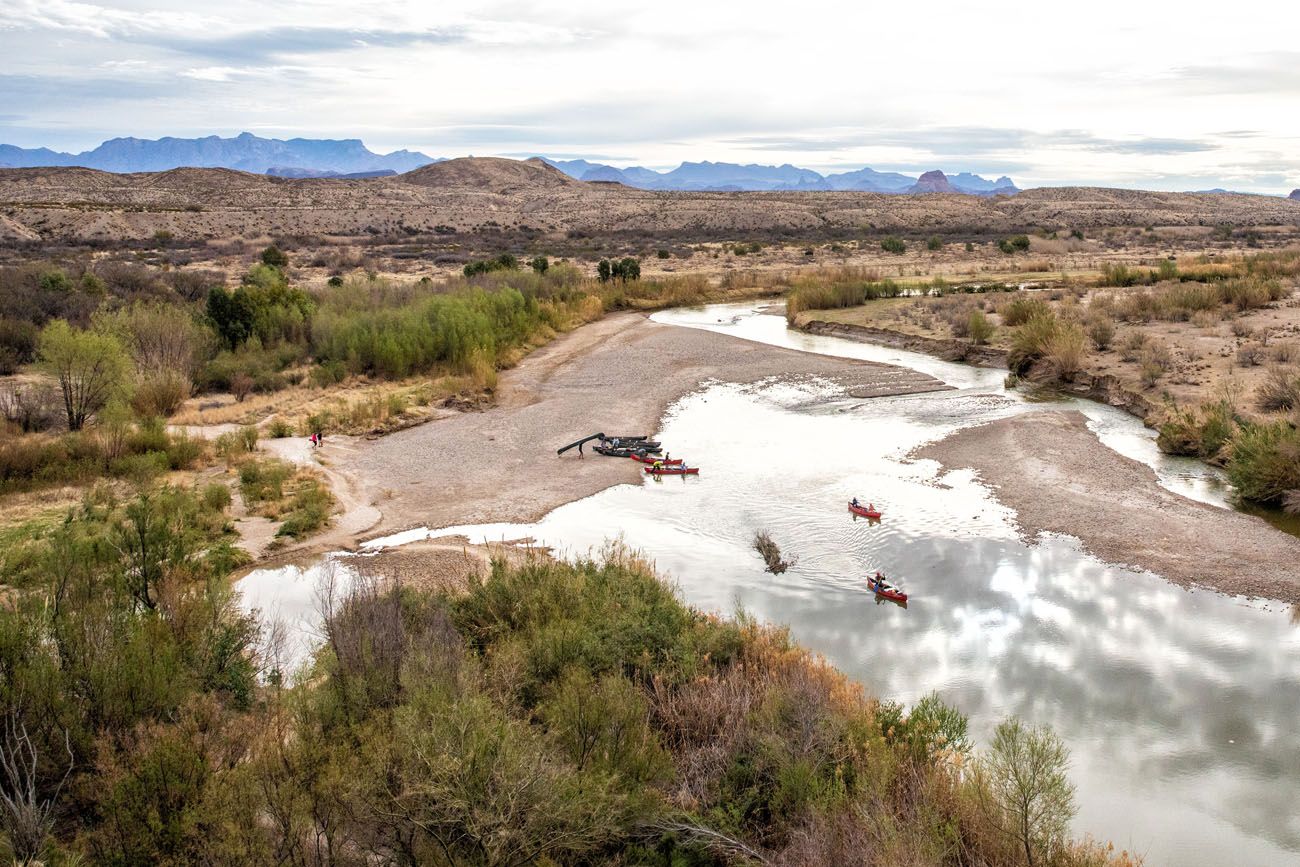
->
37, 320, 132, 431
975, 717, 1076, 867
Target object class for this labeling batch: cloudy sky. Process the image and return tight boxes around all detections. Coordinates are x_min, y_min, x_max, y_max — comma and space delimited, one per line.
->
2, 0, 1298, 191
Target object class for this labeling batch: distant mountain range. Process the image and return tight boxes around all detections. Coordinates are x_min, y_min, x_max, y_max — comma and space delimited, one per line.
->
0, 132, 1025, 194
540, 158, 1017, 195
0, 132, 434, 175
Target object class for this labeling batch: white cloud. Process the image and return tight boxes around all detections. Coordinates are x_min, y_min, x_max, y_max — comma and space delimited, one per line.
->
1, 0, 1299, 191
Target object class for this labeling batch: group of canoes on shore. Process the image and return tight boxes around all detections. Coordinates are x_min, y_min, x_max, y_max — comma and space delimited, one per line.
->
555, 433, 700, 475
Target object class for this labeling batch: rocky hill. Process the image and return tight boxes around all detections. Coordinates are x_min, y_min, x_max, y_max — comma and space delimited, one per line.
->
1291, 189, 1300, 201
907, 170, 957, 194
1, 158, 1298, 245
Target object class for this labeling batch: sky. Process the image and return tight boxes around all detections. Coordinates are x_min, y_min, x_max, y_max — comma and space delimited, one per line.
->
1, 0, 1299, 191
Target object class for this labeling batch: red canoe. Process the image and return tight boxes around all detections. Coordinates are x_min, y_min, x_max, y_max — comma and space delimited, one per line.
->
629, 454, 683, 465
848, 502, 882, 520
867, 574, 907, 603
645, 466, 699, 475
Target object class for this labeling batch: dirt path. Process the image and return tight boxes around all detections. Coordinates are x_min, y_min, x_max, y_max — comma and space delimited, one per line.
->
346, 311, 945, 535
915, 410, 1300, 603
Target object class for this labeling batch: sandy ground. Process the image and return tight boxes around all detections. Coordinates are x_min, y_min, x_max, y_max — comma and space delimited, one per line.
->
353, 535, 544, 594
347, 311, 944, 534
916, 410, 1300, 603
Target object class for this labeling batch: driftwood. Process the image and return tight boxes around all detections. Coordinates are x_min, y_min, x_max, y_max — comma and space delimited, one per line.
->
753, 531, 795, 574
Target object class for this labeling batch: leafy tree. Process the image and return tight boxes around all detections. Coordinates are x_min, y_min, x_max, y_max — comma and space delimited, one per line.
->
206, 287, 256, 350
881, 236, 907, 254
611, 258, 641, 282
37, 320, 132, 431
975, 717, 1076, 867
206, 268, 313, 351
597, 259, 612, 283
530, 255, 549, 275
259, 245, 288, 268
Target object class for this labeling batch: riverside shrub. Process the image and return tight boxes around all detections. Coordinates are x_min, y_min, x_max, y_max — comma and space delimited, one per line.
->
1228, 421, 1300, 505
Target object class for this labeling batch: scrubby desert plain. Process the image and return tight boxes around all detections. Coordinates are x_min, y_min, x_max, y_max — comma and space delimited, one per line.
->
3, 157, 1300, 865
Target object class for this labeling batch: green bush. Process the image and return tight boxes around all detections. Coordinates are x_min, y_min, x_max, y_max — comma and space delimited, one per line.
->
206, 266, 313, 350
926, 235, 943, 251
267, 418, 293, 438
312, 286, 557, 379
1086, 316, 1116, 349
310, 360, 347, 388
238, 458, 292, 504
999, 296, 1050, 326
881, 236, 907, 254
164, 433, 204, 470
968, 310, 995, 345
998, 235, 1031, 254
276, 481, 333, 538
202, 482, 232, 512
464, 253, 519, 278
260, 245, 289, 268
109, 451, 170, 484
1158, 401, 1235, 459
1008, 312, 1087, 380
1227, 421, 1300, 504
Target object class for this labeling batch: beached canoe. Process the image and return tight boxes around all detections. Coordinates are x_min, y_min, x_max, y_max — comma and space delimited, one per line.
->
849, 502, 882, 520
630, 454, 683, 465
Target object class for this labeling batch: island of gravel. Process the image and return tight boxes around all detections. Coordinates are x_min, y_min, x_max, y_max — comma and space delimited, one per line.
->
915, 410, 1300, 604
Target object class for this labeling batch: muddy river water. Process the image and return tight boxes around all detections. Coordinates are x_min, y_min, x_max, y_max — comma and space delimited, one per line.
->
240, 304, 1300, 866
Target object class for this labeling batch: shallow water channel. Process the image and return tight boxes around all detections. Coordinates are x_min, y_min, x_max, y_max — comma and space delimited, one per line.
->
240, 304, 1300, 866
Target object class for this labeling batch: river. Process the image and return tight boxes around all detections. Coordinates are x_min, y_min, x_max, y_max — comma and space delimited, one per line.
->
239, 303, 1300, 866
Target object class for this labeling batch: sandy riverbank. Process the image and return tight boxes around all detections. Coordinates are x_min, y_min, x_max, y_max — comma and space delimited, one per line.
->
345, 311, 946, 536
915, 410, 1300, 603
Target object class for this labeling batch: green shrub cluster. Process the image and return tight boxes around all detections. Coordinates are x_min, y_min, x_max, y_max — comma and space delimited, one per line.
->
0, 421, 204, 493
1157, 401, 1237, 460
1227, 420, 1300, 505
998, 235, 1031, 254
311, 287, 554, 378
1007, 311, 1088, 381
786, 276, 904, 322
205, 265, 313, 351
463, 252, 519, 277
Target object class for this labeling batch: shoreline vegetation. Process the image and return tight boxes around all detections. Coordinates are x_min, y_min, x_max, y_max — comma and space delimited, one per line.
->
0, 503, 1137, 864
785, 250, 1300, 517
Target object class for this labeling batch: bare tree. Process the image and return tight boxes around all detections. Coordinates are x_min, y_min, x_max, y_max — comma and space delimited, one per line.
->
0, 713, 73, 866
0, 383, 59, 433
